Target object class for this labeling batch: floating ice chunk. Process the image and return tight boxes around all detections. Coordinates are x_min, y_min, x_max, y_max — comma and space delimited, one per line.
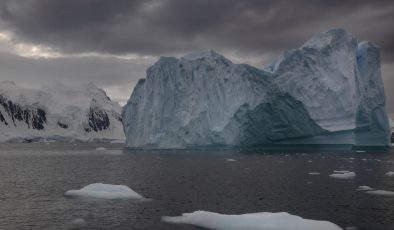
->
71, 218, 86, 226
355, 150, 366, 153
96, 147, 107, 151
329, 171, 356, 179
110, 139, 125, 144
308, 172, 321, 175
162, 211, 342, 230
64, 183, 144, 200
385, 171, 394, 176
226, 158, 237, 162
366, 190, 394, 196
357, 185, 373, 191
345, 227, 357, 230
333, 170, 351, 173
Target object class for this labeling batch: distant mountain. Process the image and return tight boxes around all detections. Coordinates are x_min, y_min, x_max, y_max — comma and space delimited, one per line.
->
0, 81, 124, 142
122, 28, 390, 149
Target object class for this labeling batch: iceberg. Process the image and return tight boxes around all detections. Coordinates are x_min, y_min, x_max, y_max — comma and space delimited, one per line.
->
64, 183, 144, 200
122, 28, 390, 149
162, 211, 342, 230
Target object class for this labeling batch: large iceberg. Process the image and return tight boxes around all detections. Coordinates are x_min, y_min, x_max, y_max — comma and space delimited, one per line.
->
122, 28, 390, 149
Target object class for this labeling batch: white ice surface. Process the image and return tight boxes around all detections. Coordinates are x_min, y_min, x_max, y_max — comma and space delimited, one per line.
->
162, 211, 342, 230
366, 190, 394, 196
64, 183, 144, 200
385, 171, 394, 176
329, 171, 356, 179
226, 158, 237, 162
357, 185, 373, 191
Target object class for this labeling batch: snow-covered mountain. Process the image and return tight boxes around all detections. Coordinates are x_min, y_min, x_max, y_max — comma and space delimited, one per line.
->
122, 28, 390, 149
0, 81, 124, 142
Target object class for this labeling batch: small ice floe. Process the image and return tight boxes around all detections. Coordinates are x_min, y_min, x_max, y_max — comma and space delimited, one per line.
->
361, 158, 367, 161
308, 160, 312, 163
345, 227, 357, 230
307, 181, 313, 185
162, 211, 342, 230
355, 150, 366, 153
96, 147, 107, 151
366, 190, 394, 197
308, 172, 320, 175
226, 158, 237, 162
329, 171, 356, 180
356, 185, 373, 191
71, 218, 86, 226
385, 171, 394, 177
64, 183, 145, 200
110, 139, 125, 144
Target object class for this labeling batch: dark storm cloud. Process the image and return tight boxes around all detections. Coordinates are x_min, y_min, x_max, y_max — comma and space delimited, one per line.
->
0, 0, 393, 61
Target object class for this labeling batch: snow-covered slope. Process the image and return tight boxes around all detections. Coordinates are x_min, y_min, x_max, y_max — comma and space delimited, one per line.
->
122, 28, 390, 149
0, 81, 124, 142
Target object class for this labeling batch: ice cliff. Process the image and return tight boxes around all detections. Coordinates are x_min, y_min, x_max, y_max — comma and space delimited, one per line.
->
122, 28, 390, 148
0, 81, 124, 142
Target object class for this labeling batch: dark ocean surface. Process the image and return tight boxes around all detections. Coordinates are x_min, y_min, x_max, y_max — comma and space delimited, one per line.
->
0, 143, 393, 230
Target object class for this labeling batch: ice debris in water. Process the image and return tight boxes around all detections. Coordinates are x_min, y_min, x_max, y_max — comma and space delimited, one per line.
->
385, 171, 394, 177
71, 218, 86, 226
329, 171, 356, 179
308, 172, 321, 175
366, 190, 394, 197
162, 211, 342, 230
357, 185, 373, 191
226, 158, 237, 162
96, 147, 107, 151
64, 183, 144, 200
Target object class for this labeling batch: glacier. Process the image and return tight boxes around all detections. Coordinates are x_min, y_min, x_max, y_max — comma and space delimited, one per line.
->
0, 81, 124, 142
122, 28, 390, 149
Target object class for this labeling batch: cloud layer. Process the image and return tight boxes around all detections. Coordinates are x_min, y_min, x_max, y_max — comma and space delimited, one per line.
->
0, 0, 393, 60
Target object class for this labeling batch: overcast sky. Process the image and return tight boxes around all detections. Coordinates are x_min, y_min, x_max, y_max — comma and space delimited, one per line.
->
0, 0, 393, 110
